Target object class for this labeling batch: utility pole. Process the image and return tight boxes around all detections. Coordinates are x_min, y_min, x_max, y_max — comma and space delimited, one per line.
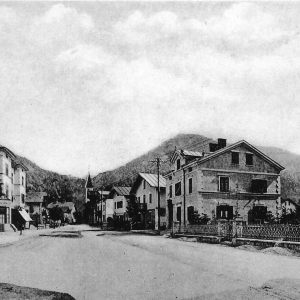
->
149, 156, 167, 235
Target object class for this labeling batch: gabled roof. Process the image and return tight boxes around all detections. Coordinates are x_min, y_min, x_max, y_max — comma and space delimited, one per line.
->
282, 198, 299, 207
0, 146, 16, 159
85, 174, 93, 188
170, 149, 203, 164
190, 140, 284, 171
26, 192, 47, 203
130, 173, 166, 194
108, 186, 131, 198
140, 173, 166, 188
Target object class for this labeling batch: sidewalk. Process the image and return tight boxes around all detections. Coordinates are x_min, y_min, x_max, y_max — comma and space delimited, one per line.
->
0, 225, 73, 246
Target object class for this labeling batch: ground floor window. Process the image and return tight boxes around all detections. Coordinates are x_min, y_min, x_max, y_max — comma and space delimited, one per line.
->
216, 205, 233, 220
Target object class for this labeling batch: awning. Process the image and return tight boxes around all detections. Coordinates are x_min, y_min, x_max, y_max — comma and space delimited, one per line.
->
18, 208, 33, 222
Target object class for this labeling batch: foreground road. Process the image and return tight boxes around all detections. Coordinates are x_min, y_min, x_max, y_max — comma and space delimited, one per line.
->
1, 225, 300, 299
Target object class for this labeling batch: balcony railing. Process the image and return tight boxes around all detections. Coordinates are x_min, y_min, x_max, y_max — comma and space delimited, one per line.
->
138, 203, 147, 211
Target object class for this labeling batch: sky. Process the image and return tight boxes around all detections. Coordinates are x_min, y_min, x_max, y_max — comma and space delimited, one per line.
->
1, 1, 300, 177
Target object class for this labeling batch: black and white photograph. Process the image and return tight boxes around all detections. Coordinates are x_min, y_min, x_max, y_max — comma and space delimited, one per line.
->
1, 1, 300, 299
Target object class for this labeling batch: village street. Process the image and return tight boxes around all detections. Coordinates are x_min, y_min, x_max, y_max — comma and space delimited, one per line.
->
1, 226, 300, 300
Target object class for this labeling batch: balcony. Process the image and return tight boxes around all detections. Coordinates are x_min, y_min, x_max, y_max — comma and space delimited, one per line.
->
138, 203, 147, 211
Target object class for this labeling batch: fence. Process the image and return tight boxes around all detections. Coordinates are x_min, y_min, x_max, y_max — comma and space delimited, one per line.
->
242, 224, 300, 242
173, 221, 300, 242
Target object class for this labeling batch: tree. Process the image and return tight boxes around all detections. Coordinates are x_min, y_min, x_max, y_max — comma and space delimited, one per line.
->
126, 195, 139, 223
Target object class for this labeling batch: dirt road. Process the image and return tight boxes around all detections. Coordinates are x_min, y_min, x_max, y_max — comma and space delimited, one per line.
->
1, 225, 300, 299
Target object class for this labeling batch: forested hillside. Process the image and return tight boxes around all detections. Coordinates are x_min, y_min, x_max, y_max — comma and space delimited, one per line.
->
93, 134, 300, 201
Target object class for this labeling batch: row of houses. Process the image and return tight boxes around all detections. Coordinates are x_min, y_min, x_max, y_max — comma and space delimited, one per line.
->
86, 138, 286, 230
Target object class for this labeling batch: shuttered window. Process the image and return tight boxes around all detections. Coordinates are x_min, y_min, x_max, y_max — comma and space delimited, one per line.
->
175, 182, 181, 196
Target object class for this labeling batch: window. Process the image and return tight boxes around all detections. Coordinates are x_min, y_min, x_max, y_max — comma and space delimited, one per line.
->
114, 202, 117, 209
252, 179, 267, 193
5, 164, 8, 176
216, 205, 233, 219
5, 185, 8, 198
21, 194, 25, 204
177, 159, 181, 170
168, 176, 172, 180
176, 206, 181, 222
138, 196, 140, 203
143, 195, 146, 203
219, 176, 229, 192
22, 176, 24, 186
149, 194, 152, 204
175, 182, 181, 196
188, 167, 193, 172
143, 180, 146, 189
169, 185, 172, 198
11, 173, 13, 183
187, 206, 194, 223
117, 201, 123, 209
188, 178, 193, 194
246, 153, 253, 166
231, 152, 239, 165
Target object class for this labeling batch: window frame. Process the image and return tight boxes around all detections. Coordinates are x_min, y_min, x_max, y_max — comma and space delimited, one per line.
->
188, 178, 193, 194
246, 153, 254, 166
175, 182, 181, 196
231, 151, 239, 165
219, 176, 230, 192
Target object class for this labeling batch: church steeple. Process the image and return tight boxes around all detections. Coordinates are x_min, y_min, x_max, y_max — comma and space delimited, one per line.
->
85, 173, 93, 189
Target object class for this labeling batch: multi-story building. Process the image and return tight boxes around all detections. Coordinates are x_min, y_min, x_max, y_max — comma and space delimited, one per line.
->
0, 145, 30, 230
164, 139, 284, 228
130, 173, 166, 229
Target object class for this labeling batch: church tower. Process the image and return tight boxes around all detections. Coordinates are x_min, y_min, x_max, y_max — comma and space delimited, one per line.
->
85, 173, 93, 203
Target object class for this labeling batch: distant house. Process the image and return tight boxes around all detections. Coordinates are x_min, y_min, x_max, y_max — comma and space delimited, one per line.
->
281, 199, 299, 214
130, 173, 166, 229
164, 139, 284, 228
108, 186, 131, 222
96, 190, 109, 223
47, 201, 76, 223
25, 192, 47, 215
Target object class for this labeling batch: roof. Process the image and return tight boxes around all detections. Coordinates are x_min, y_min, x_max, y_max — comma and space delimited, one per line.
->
170, 149, 203, 164
139, 173, 166, 188
130, 173, 166, 194
0, 146, 16, 159
186, 140, 285, 171
108, 186, 131, 198
282, 199, 300, 207
47, 201, 75, 211
85, 174, 93, 188
26, 192, 47, 203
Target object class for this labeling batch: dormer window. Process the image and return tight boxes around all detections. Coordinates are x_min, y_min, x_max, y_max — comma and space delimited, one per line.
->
231, 152, 239, 165
177, 159, 181, 170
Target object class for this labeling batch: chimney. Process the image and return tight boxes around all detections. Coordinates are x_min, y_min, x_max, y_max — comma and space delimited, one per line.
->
218, 138, 227, 149
209, 143, 218, 152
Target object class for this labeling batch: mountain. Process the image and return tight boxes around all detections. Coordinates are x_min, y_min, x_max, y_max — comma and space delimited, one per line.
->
16, 156, 86, 212
93, 134, 300, 201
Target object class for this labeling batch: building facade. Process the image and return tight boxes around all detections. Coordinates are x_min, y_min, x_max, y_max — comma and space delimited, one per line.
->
0, 146, 30, 230
130, 173, 166, 230
165, 139, 284, 228
108, 186, 131, 222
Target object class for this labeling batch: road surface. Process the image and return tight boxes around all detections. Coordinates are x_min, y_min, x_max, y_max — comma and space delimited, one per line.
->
0, 225, 300, 299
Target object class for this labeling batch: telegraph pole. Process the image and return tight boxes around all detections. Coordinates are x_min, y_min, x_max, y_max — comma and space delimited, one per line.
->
149, 156, 167, 235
